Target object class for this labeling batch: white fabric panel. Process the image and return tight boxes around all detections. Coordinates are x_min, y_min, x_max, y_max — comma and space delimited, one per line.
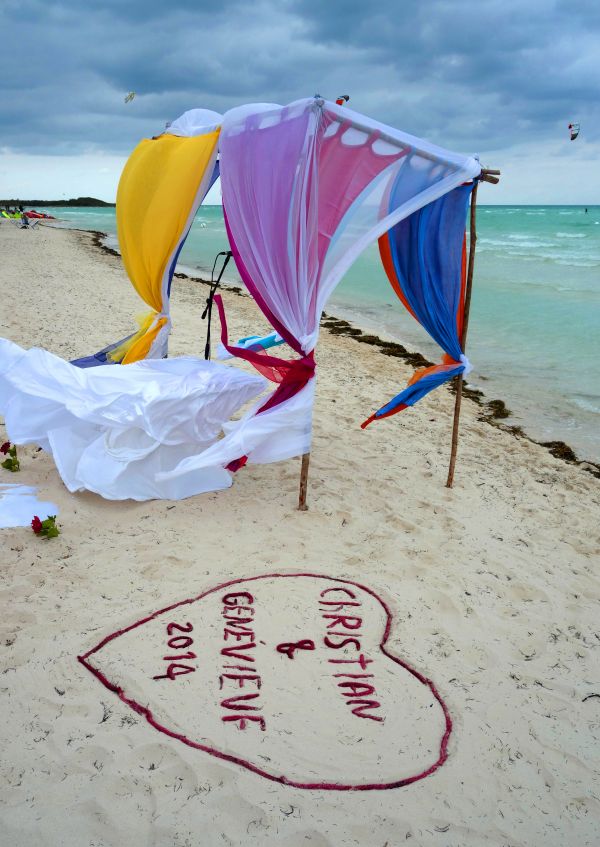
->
157, 380, 315, 483
0, 339, 267, 501
165, 109, 223, 137
0, 484, 58, 529
156, 115, 222, 325
220, 103, 282, 135
147, 319, 171, 359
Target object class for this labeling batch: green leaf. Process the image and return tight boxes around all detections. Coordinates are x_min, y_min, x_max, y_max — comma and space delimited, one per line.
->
1, 457, 19, 471
38, 516, 60, 538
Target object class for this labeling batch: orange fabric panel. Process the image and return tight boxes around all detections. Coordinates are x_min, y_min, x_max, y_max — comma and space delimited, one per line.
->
378, 231, 417, 320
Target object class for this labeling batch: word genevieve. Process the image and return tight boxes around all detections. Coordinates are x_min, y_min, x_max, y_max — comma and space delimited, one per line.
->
320, 586, 384, 722
219, 591, 265, 731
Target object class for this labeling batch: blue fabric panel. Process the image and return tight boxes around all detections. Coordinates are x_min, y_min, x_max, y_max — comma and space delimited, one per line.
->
70, 352, 114, 369
387, 182, 472, 363
375, 364, 464, 417
70, 332, 136, 369
369, 181, 473, 419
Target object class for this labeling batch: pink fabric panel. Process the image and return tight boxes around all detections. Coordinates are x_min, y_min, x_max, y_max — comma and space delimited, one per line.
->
316, 119, 407, 268
220, 108, 318, 354
223, 208, 301, 355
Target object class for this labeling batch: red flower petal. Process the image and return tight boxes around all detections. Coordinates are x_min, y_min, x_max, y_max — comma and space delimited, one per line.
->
31, 516, 43, 534
0, 441, 11, 455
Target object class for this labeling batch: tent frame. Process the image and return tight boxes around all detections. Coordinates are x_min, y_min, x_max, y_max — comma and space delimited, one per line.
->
299, 168, 500, 508
445, 168, 500, 489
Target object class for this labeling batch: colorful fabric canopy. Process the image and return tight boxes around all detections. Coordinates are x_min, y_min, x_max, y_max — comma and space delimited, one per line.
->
362, 184, 473, 427
2, 97, 483, 502
158, 97, 481, 487
72, 109, 222, 368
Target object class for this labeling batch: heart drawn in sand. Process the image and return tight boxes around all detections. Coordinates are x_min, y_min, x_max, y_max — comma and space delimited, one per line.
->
78, 573, 451, 790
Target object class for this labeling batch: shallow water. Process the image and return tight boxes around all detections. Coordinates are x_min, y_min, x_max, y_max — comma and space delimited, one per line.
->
39, 204, 600, 462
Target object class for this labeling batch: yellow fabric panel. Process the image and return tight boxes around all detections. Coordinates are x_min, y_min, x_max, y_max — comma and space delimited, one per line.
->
121, 317, 168, 364
116, 129, 220, 313
106, 311, 156, 364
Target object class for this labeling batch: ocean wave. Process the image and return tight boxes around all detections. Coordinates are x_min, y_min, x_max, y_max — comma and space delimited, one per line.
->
517, 280, 600, 294
479, 238, 513, 247
555, 259, 600, 268
511, 239, 555, 248
556, 232, 586, 238
478, 245, 598, 265
479, 240, 556, 251
570, 395, 600, 415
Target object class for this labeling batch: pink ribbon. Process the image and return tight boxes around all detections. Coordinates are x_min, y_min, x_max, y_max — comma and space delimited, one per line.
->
213, 295, 315, 471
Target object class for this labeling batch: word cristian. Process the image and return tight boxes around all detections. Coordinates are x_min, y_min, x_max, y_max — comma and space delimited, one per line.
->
219, 591, 265, 731
320, 586, 384, 722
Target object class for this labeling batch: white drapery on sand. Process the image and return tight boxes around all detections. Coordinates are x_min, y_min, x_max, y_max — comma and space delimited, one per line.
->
0, 339, 268, 500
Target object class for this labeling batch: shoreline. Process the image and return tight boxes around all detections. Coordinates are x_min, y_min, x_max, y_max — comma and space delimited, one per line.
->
86, 225, 600, 481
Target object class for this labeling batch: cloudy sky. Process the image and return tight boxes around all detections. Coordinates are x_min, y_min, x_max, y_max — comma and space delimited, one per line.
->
1, 0, 598, 203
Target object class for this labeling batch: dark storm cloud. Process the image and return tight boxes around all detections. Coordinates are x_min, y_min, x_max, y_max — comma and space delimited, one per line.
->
1, 0, 598, 157
292, 0, 600, 142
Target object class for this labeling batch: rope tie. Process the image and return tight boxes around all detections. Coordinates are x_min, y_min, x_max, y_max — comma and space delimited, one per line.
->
202, 251, 232, 360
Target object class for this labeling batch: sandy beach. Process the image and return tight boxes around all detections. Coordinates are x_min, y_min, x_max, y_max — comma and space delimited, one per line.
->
1, 220, 600, 846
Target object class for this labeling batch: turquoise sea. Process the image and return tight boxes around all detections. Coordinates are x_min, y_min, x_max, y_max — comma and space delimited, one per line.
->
39, 204, 600, 462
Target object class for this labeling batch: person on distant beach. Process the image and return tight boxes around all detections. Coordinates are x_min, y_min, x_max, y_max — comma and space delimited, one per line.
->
20, 212, 29, 229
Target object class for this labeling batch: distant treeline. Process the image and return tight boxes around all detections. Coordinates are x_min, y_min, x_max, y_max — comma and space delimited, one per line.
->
0, 197, 115, 207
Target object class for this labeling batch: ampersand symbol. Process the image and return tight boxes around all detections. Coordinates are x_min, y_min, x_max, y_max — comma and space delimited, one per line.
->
276, 639, 316, 660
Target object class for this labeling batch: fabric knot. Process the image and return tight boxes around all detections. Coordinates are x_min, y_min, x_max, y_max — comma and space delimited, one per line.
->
213, 293, 316, 473
459, 354, 472, 376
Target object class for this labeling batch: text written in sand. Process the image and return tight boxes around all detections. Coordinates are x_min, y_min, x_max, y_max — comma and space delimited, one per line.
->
320, 586, 384, 722
219, 591, 266, 731
82, 573, 451, 789
152, 621, 197, 681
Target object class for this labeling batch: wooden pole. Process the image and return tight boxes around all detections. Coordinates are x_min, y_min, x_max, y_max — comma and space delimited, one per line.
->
298, 452, 310, 510
446, 179, 479, 489
479, 168, 500, 184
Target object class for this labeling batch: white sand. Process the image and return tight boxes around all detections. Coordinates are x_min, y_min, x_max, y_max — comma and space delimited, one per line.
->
1, 219, 599, 846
